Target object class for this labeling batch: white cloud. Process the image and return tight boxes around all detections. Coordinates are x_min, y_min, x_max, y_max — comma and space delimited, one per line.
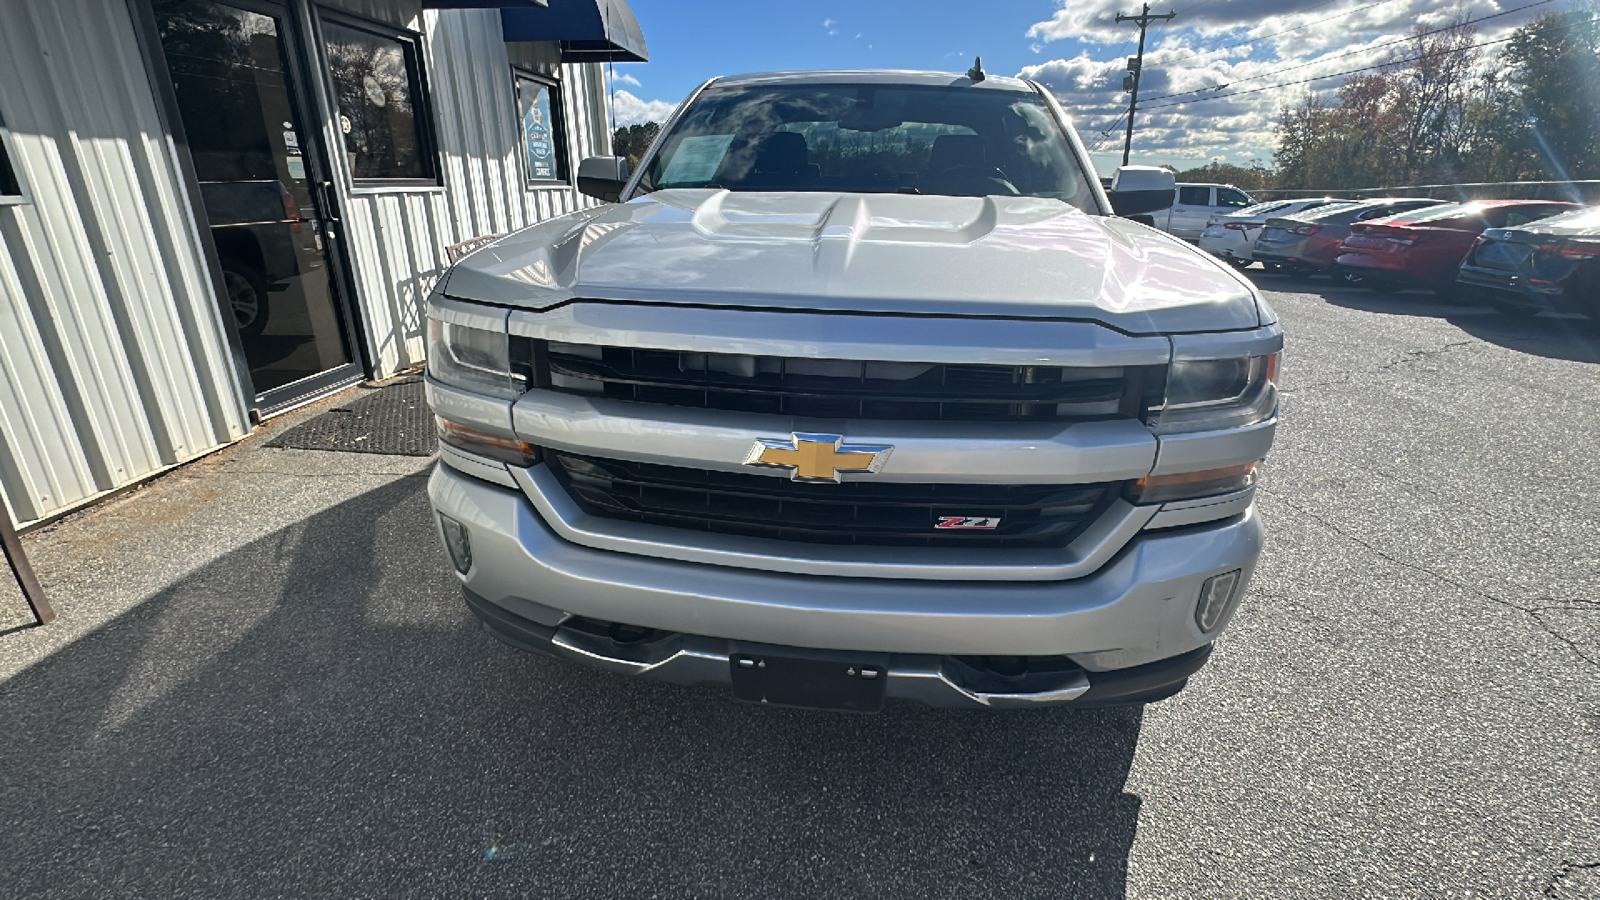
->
611, 90, 677, 128
823, 17, 838, 35
611, 71, 641, 88
1019, 0, 1554, 164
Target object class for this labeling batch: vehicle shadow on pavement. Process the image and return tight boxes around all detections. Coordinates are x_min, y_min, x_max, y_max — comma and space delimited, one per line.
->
0, 473, 1144, 899
1249, 271, 1600, 365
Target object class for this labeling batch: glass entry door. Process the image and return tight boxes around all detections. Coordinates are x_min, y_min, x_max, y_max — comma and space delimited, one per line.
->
152, 0, 360, 409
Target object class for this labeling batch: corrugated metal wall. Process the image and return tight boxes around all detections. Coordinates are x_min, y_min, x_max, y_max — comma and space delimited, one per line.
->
314, 0, 607, 378
0, 0, 250, 529
0, 0, 616, 528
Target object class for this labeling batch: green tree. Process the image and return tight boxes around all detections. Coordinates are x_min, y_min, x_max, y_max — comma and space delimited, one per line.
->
1173, 160, 1273, 191
611, 122, 661, 170
1456, 72, 1544, 182
1385, 20, 1481, 183
1502, 3, 1600, 180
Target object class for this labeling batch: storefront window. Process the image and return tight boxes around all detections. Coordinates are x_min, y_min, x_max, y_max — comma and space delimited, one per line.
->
515, 72, 566, 184
321, 19, 436, 183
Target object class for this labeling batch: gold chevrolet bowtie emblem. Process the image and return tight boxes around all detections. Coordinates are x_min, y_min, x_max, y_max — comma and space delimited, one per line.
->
743, 433, 893, 483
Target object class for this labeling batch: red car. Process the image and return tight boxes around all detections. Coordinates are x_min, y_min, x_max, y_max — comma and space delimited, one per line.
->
1334, 200, 1579, 292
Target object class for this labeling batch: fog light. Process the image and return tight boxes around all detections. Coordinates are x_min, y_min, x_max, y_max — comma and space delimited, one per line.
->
1195, 569, 1242, 632
439, 514, 472, 574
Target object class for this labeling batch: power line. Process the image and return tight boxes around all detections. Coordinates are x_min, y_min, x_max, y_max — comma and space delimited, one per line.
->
1172, 0, 1225, 18
1136, 33, 1518, 113
1136, 0, 1559, 106
1204, 0, 1404, 55
1181, 0, 1348, 55
1088, 107, 1133, 152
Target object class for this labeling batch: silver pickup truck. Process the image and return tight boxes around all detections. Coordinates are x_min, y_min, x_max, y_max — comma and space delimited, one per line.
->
424, 69, 1280, 712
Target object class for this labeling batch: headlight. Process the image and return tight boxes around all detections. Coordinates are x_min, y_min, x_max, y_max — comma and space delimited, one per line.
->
426, 316, 522, 399
1154, 353, 1278, 434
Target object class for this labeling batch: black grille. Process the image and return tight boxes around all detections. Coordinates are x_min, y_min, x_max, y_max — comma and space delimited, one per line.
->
548, 452, 1121, 548
524, 340, 1162, 423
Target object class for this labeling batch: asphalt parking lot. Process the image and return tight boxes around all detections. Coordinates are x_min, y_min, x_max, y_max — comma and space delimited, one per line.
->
2, 273, 1597, 899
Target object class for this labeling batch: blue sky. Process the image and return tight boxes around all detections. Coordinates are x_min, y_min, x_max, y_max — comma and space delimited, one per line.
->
609, 0, 1563, 176
621, 2, 1070, 102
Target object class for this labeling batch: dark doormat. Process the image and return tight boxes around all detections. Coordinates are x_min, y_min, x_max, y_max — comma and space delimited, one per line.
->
267, 377, 437, 456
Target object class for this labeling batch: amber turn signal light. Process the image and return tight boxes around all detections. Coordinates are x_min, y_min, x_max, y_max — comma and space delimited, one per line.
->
436, 417, 540, 467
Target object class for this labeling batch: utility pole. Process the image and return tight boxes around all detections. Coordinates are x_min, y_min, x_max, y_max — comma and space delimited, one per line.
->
1117, 3, 1175, 166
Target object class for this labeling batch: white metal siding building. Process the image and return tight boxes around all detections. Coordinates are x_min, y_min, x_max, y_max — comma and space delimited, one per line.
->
0, 0, 644, 529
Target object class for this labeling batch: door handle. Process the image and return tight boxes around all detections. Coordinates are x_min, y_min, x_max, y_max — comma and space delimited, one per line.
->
314, 180, 341, 222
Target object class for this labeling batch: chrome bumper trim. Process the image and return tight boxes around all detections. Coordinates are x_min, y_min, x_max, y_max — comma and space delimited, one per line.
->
438, 441, 516, 489
1148, 486, 1256, 530
1150, 417, 1276, 475
511, 390, 1159, 485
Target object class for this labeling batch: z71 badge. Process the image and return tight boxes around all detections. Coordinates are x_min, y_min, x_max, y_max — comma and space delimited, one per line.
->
935, 516, 1002, 530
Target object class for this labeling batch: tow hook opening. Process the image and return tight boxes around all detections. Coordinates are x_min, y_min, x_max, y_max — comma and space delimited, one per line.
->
941, 654, 1089, 699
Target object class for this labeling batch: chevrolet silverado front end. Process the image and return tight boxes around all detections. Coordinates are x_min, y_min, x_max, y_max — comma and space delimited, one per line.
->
423, 69, 1280, 711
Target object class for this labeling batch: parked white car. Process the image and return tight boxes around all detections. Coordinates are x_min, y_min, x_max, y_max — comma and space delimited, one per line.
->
1199, 197, 1355, 268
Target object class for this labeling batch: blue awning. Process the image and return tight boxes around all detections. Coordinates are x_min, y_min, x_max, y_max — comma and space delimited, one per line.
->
501, 0, 648, 63
424, 0, 546, 8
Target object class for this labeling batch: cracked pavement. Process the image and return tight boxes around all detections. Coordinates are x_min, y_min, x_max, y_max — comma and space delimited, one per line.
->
1, 273, 1597, 898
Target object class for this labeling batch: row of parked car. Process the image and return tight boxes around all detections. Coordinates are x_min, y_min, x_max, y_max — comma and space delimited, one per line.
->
1194, 195, 1599, 315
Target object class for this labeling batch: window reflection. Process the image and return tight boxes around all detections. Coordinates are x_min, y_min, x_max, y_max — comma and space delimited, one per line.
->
322, 20, 433, 181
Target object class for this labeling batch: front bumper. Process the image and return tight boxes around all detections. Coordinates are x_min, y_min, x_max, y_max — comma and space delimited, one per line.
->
428, 461, 1262, 705
465, 585, 1215, 709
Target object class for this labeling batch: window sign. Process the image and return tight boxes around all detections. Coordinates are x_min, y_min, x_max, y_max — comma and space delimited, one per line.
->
322, 19, 436, 182
660, 134, 733, 185
516, 74, 566, 183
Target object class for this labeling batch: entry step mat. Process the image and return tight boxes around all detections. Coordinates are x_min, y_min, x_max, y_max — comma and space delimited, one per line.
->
267, 377, 435, 457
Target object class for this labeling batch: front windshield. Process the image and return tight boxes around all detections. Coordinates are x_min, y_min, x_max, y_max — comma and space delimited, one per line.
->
636, 83, 1096, 211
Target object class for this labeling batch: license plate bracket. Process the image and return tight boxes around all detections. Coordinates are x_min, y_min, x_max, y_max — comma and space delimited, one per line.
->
730, 652, 887, 712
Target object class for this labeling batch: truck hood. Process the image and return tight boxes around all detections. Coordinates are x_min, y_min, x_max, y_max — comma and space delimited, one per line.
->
442, 189, 1263, 334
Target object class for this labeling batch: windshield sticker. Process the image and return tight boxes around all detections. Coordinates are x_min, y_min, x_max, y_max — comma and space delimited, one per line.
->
661, 134, 734, 185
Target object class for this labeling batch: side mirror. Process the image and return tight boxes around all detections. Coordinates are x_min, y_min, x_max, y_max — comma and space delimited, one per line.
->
577, 156, 631, 203
1107, 165, 1176, 217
